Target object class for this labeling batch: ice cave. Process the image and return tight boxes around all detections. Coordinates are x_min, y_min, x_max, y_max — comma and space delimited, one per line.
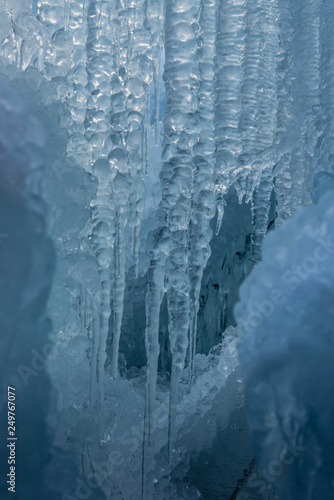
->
0, 0, 334, 498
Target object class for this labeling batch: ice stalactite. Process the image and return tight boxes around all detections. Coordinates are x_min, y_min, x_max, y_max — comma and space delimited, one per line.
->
274, 0, 321, 227
88, 160, 114, 407
111, 172, 129, 379
273, 0, 293, 228
240, 0, 261, 158
66, 0, 89, 136
109, 0, 152, 374
85, 0, 115, 402
163, 0, 200, 456
274, 165, 291, 233
288, 0, 321, 216
249, 0, 278, 262
214, 0, 246, 234
3, 0, 334, 495
140, 0, 176, 469
145, 0, 165, 143
143, 0, 202, 472
318, 1, 334, 179
142, 227, 169, 499
108, 70, 129, 379
255, 0, 278, 152
64, 0, 70, 30
299, 0, 321, 207
144, 231, 169, 436
251, 167, 273, 263
188, 0, 216, 382
125, 24, 151, 277
14, 12, 50, 71
241, 0, 265, 255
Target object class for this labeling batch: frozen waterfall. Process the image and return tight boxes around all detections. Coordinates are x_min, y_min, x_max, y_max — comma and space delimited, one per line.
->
0, 0, 334, 498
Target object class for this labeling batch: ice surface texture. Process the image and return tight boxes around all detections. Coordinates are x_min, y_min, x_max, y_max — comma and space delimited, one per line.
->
1, 0, 334, 498
235, 185, 334, 499
0, 79, 105, 500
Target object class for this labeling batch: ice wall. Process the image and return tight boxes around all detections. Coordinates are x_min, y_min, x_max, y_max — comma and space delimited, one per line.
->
0, 73, 108, 500
0, 77, 55, 499
235, 183, 334, 499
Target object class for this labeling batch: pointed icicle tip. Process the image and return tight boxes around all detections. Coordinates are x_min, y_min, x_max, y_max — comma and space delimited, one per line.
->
216, 203, 224, 235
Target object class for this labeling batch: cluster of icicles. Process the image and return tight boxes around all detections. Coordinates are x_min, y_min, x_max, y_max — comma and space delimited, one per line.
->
2, 0, 334, 467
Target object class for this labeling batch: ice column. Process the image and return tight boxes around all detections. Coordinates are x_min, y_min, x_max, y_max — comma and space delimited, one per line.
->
317, 0, 334, 178
289, 0, 321, 215
163, 0, 201, 453
188, 0, 216, 381
143, 0, 202, 464
214, 0, 246, 233
85, 0, 115, 401
245, 0, 278, 262
273, 0, 293, 228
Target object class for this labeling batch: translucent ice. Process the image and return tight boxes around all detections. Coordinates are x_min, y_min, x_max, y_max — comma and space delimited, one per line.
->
235, 183, 334, 499
1, 0, 334, 498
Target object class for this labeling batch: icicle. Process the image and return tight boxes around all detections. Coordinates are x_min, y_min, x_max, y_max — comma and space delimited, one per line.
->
144, 89, 151, 176
145, 0, 164, 144
141, 228, 169, 500
241, 0, 261, 159
88, 160, 114, 409
214, 0, 246, 222
317, 0, 334, 192
188, 0, 216, 382
84, 0, 115, 409
167, 281, 190, 457
279, 0, 321, 219
274, 159, 292, 228
83, 0, 87, 22
13, 13, 50, 72
111, 172, 129, 378
64, 0, 70, 31
298, 0, 320, 202
246, 0, 278, 259
163, 0, 201, 457
153, 58, 161, 144
117, 0, 153, 275
320, 0, 334, 134
144, 235, 168, 442
96, 266, 111, 408
256, 0, 279, 151
215, 202, 224, 235
133, 178, 145, 277
251, 166, 273, 263
143, 0, 201, 473
89, 294, 100, 404
273, 0, 293, 224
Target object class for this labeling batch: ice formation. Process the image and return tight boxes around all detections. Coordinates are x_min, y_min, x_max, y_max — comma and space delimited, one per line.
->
0, 77, 55, 499
235, 185, 334, 500
0, 0, 334, 498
